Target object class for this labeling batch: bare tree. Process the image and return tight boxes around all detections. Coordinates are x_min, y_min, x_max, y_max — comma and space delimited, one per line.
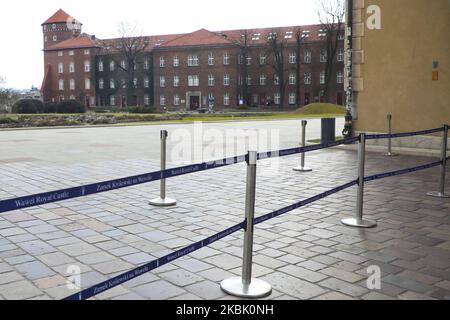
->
0, 77, 19, 113
294, 29, 307, 107
99, 22, 151, 107
237, 29, 253, 107
317, 0, 345, 102
267, 31, 287, 107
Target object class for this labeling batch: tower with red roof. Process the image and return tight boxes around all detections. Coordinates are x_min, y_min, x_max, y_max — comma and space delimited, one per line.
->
42, 9, 82, 50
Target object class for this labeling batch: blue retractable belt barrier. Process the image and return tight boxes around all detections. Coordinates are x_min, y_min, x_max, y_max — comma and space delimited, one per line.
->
364, 160, 443, 182
366, 127, 444, 140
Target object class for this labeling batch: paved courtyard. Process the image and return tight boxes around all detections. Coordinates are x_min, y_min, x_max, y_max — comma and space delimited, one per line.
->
0, 119, 449, 300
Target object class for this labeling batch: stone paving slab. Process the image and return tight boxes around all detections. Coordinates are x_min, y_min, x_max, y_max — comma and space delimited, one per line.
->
0, 126, 449, 300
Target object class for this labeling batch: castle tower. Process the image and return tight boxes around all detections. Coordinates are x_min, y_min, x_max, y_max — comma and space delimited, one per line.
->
42, 9, 82, 50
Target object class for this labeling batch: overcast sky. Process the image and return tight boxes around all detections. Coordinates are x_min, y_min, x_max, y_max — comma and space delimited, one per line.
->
0, 0, 322, 89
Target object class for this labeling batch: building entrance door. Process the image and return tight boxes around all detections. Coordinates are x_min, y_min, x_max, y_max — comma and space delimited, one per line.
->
190, 96, 200, 110
337, 92, 344, 105
304, 93, 310, 106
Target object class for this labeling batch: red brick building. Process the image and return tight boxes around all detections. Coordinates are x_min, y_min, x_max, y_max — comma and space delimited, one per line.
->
41, 9, 345, 110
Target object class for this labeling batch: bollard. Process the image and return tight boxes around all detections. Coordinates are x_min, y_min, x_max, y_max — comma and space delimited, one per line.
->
427, 124, 449, 198
220, 151, 272, 298
149, 130, 177, 207
293, 120, 312, 172
341, 133, 377, 228
385, 114, 397, 157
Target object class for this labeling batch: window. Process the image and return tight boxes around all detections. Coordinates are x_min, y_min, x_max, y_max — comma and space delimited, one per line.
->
285, 31, 293, 39
98, 60, 104, 72
208, 93, 214, 105
337, 48, 344, 62
121, 79, 126, 88
133, 78, 138, 88
43, 25, 47, 31
58, 51, 63, 57
85, 78, 91, 90
223, 74, 230, 86
289, 73, 296, 85
268, 32, 277, 40
110, 61, 115, 71
208, 75, 215, 86
58, 79, 64, 90
260, 74, 267, 86
337, 70, 344, 84
160, 76, 166, 87
69, 50, 74, 56
252, 33, 261, 41
187, 55, 199, 66
208, 53, 215, 66
99, 78, 104, 89
260, 54, 266, 65
53, 35, 57, 42
84, 49, 90, 55
320, 71, 325, 84
274, 93, 281, 105
304, 72, 312, 85
188, 75, 199, 87
223, 93, 230, 106
144, 59, 149, 70
304, 51, 312, 63
120, 60, 126, 69
58, 63, 64, 74
302, 30, 310, 38
160, 56, 165, 68
52, 24, 56, 29
69, 79, 75, 90
173, 56, 179, 67
173, 76, 180, 87
59, 95, 64, 102
238, 55, 243, 65
69, 95, 75, 100
110, 95, 116, 106
238, 75, 243, 85
246, 56, 252, 66
84, 61, 90, 72
223, 53, 230, 65
144, 94, 150, 106
289, 52, 296, 64
320, 49, 327, 63
274, 74, 280, 85
144, 77, 150, 88
318, 29, 327, 37
338, 32, 345, 40
246, 75, 252, 86
289, 93, 296, 105
160, 95, 166, 106
174, 94, 180, 106
44, 36, 48, 42
110, 79, 115, 89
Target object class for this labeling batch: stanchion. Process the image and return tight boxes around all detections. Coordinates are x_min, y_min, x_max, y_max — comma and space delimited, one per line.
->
149, 130, 177, 207
293, 120, 312, 172
427, 124, 449, 198
341, 133, 377, 228
220, 151, 272, 298
385, 114, 397, 157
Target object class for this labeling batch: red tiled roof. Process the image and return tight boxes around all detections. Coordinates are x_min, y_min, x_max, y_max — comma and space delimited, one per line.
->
46, 33, 100, 50
158, 29, 236, 48
42, 9, 79, 25
102, 33, 184, 52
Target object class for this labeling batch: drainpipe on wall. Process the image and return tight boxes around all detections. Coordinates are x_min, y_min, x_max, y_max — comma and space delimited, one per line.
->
343, 0, 354, 138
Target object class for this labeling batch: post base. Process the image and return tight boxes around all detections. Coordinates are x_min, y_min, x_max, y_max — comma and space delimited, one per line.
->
220, 277, 272, 299
149, 197, 177, 207
341, 218, 377, 228
385, 152, 398, 157
293, 166, 312, 172
427, 191, 450, 199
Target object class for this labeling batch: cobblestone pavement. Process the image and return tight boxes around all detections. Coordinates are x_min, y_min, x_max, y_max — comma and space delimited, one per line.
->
0, 124, 449, 300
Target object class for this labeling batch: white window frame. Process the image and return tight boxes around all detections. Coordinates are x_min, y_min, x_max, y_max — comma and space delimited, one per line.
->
69, 79, 75, 90
223, 74, 230, 86
289, 93, 296, 105
58, 63, 64, 74
173, 56, 179, 67
110, 61, 115, 71
98, 60, 103, 72
246, 75, 252, 86
110, 79, 115, 89
274, 93, 281, 105
337, 70, 344, 84
120, 60, 126, 70
144, 94, 150, 106
223, 93, 230, 106
99, 78, 104, 89
173, 76, 180, 87
85, 78, 91, 90
304, 72, 312, 85
84, 49, 90, 55
223, 53, 230, 65
110, 95, 116, 106
69, 50, 74, 56
274, 74, 280, 85
208, 53, 215, 66
174, 94, 180, 106
320, 71, 325, 84
289, 52, 296, 64
260, 74, 267, 86
188, 75, 199, 87
160, 76, 166, 88
246, 56, 252, 66
58, 51, 63, 57
304, 51, 312, 63
208, 74, 215, 87
53, 35, 57, 42
188, 55, 199, 67
144, 77, 150, 88
160, 56, 165, 68
260, 54, 266, 65
320, 49, 327, 63
58, 79, 64, 91
289, 73, 296, 85
337, 48, 344, 62
160, 95, 166, 106
84, 61, 90, 73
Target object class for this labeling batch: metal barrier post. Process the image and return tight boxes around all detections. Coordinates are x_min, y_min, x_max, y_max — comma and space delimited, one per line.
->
427, 124, 449, 198
149, 130, 177, 207
293, 120, 312, 172
385, 114, 397, 157
220, 151, 272, 298
341, 133, 377, 228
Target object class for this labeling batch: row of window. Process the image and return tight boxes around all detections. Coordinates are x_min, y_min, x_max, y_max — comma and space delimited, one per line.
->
57, 50, 90, 56
156, 49, 344, 68
58, 78, 91, 91
58, 61, 91, 74
97, 59, 151, 72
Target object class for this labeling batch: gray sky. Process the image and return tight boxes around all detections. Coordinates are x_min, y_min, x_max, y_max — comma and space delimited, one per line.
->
0, 0, 322, 89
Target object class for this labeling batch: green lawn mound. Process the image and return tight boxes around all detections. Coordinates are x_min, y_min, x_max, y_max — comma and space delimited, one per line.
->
294, 103, 346, 115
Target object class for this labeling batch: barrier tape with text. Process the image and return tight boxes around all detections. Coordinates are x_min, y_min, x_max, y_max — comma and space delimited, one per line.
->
64, 221, 246, 300
365, 127, 444, 140
364, 160, 443, 182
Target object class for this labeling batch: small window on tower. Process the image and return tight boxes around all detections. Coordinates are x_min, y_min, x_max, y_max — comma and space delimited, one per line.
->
53, 35, 57, 42
52, 24, 56, 29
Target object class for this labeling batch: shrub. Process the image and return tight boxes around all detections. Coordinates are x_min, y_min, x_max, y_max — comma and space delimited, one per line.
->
43, 102, 58, 113
12, 99, 44, 114
57, 100, 86, 114
127, 105, 156, 114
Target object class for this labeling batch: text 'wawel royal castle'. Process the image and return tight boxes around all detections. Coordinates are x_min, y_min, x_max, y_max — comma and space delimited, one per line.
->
41, 9, 344, 110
